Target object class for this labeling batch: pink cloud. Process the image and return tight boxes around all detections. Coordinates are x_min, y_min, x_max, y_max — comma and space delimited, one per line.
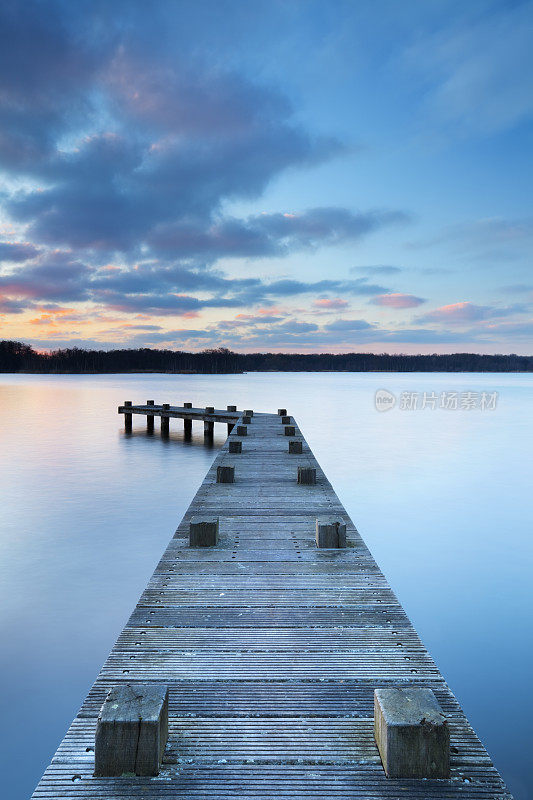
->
420, 301, 490, 323
313, 297, 349, 309
372, 292, 426, 308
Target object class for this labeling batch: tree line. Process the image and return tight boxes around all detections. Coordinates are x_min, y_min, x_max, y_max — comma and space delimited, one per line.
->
1, 340, 532, 373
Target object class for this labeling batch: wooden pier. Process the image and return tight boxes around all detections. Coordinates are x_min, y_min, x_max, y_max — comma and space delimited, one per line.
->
31, 405, 513, 799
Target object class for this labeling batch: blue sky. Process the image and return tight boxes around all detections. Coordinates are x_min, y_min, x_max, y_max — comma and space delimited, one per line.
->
0, 0, 532, 353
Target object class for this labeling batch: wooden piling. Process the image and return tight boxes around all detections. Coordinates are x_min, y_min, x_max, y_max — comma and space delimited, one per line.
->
227, 406, 237, 434
297, 466, 316, 485
374, 688, 450, 779
146, 400, 154, 433
124, 401, 132, 433
216, 465, 235, 483
281, 415, 291, 425
189, 517, 219, 547
242, 415, 252, 425
184, 402, 192, 436
315, 518, 347, 548
284, 425, 296, 436
277, 408, 287, 416
288, 440, 303, 454
94, 685, 168, 777
236, 425, 247, 436
161, 404, 169, 436
229, 440, 242, 454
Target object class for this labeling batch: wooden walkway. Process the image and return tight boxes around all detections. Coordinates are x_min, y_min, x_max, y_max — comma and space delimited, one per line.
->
31, 409, 513, 799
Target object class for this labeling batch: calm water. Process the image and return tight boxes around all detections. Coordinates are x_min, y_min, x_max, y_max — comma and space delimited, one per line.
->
0, 372, 531, 799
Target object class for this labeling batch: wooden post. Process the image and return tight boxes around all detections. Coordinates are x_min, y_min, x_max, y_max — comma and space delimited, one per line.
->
316, 518, 347, 548
124, 401, 132, 433
284, 425, 295, 436
229, 440, 242, 454
217, 465, 235, 483
94, 685, 169, 777
278, 408, 287, 416
204, 407, 214, 439
146, 400, 154, 434
161, 403, 170, 436
183, 402, 192, 435
236, 425, 247, 436
297, 466, 316, 485
281, 415, 291, 424
288, 440, 302, 454
374, 688, 450, 778
189, 517, 218, 547
244, 409, 253, 416
242, 415, 252, 425
227, 406, 236, 435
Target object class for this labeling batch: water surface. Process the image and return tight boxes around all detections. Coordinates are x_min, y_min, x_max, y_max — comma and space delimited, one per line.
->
0, 372, 531, 799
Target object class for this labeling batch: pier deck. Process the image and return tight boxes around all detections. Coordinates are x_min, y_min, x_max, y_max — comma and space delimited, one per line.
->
31, 409, 513, 799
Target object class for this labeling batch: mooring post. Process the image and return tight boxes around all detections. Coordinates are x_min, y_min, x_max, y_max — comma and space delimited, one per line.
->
236, 425, 247, 436
284, 425, 296, 436
183, 402, 192, 436
217, 465, 235, 483
227, 405, 236, 434
229, 440, 242, 454
278, 408, 287, 416
315, 518, 347, 548
94, 684, 169, 777
161, 403, 170, 436
146, 400, 154, 433
242, 414, 252, 425
244, 409, 253, 416
374, 688, 450, 778
124, 401, 132, 433
204, 407, 215, 438
189, 517, 219, 547
297, 466, 316, 484
288, 440, 302, 454
281, 415, 291, 425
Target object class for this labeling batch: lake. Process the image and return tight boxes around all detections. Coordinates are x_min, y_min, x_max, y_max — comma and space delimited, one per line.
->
0, 372, 531, 799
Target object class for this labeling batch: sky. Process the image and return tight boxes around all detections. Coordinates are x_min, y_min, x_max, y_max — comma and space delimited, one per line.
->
0, 0, 532, 355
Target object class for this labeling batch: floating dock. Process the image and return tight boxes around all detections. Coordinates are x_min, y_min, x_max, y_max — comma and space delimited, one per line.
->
31, 405, 513, 799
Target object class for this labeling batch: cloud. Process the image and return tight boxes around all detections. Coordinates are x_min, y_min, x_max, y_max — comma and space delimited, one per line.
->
313, 298, 349, 309
324, 318, 374, 332
0, 241, 40, 262
0, 294, 28, 314
149, 208, 408, 260
371, 292, 426, 309
418, 301, 527, 324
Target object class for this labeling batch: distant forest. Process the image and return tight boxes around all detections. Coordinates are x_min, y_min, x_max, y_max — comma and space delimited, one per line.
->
1, 340, 532, 373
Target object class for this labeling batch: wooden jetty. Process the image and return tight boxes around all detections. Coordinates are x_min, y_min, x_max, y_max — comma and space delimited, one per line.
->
31, 405, 514, 799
